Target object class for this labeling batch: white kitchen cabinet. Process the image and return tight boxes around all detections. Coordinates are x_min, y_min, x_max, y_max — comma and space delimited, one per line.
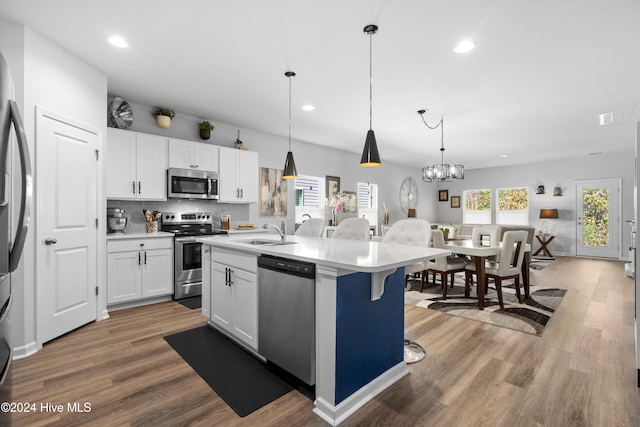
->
218, 147, 258, 203
106, 128, 168, 200
107, 237, 174, 305
168, 138, 218, 172
210, 247, 258, 349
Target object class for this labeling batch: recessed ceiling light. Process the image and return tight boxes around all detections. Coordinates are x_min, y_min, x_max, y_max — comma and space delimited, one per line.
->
302, 105, 315, 111
499, 154, 510, 158
108, 36, 128, 48
453, 39, 475, 53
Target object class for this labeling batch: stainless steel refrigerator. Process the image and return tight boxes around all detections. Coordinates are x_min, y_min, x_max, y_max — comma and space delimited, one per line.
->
0, 50, 32, 415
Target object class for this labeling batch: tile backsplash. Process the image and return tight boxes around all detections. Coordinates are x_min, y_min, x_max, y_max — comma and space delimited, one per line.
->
107, 199, 250, 229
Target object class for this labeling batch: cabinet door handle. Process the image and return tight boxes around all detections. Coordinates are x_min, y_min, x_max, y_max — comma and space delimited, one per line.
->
138, 252, 141, 265
144, 251, 147, 264
240, 188, 243, 198
225, 267, 229, 286
229, 269, 234, 286
138, 181, 141, 194
132, 181, 136, 194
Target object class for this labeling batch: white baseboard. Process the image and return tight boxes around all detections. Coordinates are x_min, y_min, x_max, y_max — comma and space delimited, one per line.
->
106, 295, 172, 312
12, 341, 38, 360
313, 361, 408, 426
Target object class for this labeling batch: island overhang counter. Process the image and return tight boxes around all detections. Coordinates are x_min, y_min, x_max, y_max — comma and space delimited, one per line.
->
197, 234, 450, 426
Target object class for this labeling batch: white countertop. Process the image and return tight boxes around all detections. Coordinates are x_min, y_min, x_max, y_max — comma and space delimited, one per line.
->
198, 234, 450, 273
106, 231, 174, 240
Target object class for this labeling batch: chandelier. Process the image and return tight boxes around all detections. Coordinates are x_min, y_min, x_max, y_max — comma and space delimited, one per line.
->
418, 109, 464, 182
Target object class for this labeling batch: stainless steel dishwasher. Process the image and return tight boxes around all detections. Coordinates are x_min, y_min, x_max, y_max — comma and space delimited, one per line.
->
258, 255, 316, 385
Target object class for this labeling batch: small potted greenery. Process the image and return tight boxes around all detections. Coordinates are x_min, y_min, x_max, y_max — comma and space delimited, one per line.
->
198, 120, 215, 140
152, 107, 175, 129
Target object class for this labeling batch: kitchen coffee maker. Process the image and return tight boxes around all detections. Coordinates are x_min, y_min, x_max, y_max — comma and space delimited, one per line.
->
107, 207, 129, 234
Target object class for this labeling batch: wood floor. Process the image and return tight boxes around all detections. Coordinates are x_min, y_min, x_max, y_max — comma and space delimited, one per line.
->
7, 256, 640, 426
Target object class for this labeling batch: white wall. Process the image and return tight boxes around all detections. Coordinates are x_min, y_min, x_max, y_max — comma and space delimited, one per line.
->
114, 99, 437, 230
1, 20, 108, 357
435, 152, 635, 257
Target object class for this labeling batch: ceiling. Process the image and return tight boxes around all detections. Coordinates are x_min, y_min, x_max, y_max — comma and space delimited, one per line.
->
1, 0, 639, 170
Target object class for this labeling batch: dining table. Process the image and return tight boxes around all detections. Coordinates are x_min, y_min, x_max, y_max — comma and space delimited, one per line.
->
443, 239, 531, 310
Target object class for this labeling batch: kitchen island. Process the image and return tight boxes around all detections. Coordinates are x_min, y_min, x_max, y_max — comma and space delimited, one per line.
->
198, 234, 450, 426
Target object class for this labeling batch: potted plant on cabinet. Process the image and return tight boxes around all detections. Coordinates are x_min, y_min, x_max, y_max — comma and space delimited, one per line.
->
198, 120, 215, 140
152, 107, 175, 129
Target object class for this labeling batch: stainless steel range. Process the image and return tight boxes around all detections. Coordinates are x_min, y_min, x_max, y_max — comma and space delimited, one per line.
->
161, 212, 226, 300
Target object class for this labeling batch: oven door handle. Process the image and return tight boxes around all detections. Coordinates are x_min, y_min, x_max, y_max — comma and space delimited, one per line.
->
175, 237, 199, 243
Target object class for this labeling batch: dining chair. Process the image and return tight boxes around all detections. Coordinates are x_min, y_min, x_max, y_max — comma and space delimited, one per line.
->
426, 229, 467, 297
471, 226, 502, 247
382, 219, 432, 288
330, 217, 370, 240
464, 230, 528, 309
295, 218, 325, 237
471, 226, 502, 262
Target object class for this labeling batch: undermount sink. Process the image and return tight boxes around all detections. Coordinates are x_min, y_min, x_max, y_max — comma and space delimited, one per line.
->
238, 239, 298, 246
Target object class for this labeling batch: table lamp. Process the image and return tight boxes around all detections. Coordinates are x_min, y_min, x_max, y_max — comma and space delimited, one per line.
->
540, 208, 558, 234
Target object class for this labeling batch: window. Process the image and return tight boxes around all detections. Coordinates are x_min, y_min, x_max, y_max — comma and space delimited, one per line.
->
294, 175, 324, 223
496, 187, 529, 225
357, 182, 378, 230
463, 189, 491, 224
357, 182, 377, 209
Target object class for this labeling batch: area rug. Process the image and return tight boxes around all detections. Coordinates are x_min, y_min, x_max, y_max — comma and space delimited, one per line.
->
530, 257, 555, 270
164, 326, 293, 417
405, 277, 566, 336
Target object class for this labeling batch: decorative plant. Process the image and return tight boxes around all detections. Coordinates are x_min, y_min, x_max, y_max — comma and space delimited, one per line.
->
152, 107, 175, 119
198, 120, 214, 131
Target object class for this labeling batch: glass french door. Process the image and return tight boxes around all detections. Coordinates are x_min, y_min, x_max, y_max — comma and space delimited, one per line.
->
576, 179, 620, 258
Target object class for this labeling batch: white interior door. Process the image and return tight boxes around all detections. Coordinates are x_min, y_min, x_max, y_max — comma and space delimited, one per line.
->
36, 109, 98, 344
576, 179, 621, 258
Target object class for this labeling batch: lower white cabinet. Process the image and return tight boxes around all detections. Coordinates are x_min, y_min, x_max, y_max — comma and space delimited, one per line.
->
107, 237, 174, 305
209, 247, 258, 349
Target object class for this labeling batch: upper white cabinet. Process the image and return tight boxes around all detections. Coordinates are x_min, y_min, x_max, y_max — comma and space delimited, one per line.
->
106, 128, 168, 200
218, 147, 258, 203
169, 138, 219, 172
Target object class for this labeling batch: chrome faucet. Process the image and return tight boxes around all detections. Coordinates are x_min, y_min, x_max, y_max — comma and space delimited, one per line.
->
263, 217, 286, 241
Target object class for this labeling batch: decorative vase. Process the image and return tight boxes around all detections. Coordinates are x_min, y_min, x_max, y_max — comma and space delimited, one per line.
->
442, 228, 449, 240
332, 211, 337, 226
156, 115, 171, 129
199, 128, 211, 140
146, 221, 158, 233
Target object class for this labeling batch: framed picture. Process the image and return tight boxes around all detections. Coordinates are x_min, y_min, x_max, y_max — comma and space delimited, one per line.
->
259, 167, 287, 216
341, 191, 357, 213
439, 190, 449, 202
326, 176, 340, 199
451, 196, 460, 208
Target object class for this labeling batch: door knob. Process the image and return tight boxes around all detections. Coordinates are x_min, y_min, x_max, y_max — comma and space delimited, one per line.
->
44, 238, 57, 245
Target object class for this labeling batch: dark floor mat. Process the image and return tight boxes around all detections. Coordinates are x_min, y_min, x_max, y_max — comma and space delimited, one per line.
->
164, 326, 293, 417
177, 296, 201, 309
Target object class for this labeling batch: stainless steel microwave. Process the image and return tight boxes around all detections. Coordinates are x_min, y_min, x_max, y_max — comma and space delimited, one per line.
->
167, 168, 218, 200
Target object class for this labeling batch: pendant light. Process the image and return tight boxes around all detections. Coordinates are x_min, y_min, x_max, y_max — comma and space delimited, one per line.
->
360, 24, 381, 167
282, 71, 298, 179
418, 109, 464, 182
